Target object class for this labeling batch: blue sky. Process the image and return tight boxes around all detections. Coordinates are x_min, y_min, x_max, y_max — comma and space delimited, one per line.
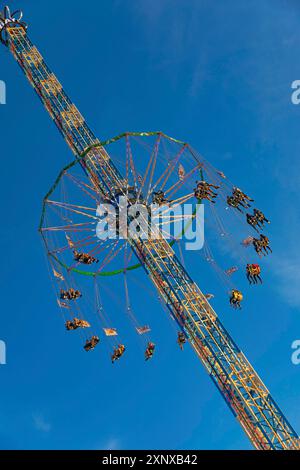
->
0, 0, 300, 450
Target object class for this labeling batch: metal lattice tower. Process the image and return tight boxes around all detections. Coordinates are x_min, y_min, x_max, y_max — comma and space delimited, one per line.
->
1, 6, 299, 450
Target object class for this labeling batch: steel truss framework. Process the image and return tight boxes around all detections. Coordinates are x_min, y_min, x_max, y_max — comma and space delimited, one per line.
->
2, 9, 299, 450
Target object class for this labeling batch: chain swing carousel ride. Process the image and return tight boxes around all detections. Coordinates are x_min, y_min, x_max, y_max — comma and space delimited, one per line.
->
1, 6, 299, 450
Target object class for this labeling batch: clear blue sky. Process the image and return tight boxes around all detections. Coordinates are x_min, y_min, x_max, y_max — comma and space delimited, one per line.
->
0, 0, 300, 450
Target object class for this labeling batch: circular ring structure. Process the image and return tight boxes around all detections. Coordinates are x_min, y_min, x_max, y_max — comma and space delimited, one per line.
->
39, 132, 204, 277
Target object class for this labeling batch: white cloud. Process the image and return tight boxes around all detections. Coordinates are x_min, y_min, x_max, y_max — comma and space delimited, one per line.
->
94, 437, 121, 450
267, 185, 300, 308
33, 413, 51, 433
271, 253, 300, 308
102, 438, 120, 450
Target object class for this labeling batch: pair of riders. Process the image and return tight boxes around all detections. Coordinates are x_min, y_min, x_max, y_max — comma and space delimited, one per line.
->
253, 234, 272, 257
65, 318, 90, 330
84, 335, 100, 351
60, 287, 82, 301
73, 250, 99, 265
111, 342, 156, 362
246, 264, 262, 284
194, 180, 220, 203
227, 187, 253, 212
246, 209, 270, 232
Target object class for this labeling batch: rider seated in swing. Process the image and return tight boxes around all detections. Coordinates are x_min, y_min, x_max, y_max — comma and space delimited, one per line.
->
65, 318, 90, 331
73, 250, 99, 265
252, 236, 263, 256
145, 342, 155, 361
246, 213, 260, 233
60, 289, 70, 300
152, 190, 170, 206
111, 344, 126, 363
84, 335, 100, 352
177, 332, 186, 350
229, 289, 243, 309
